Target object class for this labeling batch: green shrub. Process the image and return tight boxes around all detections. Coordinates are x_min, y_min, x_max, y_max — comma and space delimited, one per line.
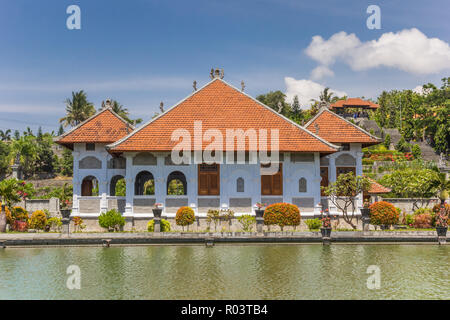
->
237, 214, 255, 232
206, 209, 220, 231
98, 209, 125, 232
12, 206, 29, 222
413, 208, 432, 216
28, 210, 47, 230
395, 137, 410, 153
369, 201, 399, 226
46, 217, 62, 231
264, 203, 301, 231
147, 219, 171, 232
384, 134, 391, 149
305, 218, 322, 230
411, 144, 421, 159
176, 206, 195, 230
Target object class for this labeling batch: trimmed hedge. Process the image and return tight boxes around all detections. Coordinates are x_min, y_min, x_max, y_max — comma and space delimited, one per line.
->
264, 203, 301, 231
98, 209, 125, 232
147, 219, 171, 232
369, 201, 399, 226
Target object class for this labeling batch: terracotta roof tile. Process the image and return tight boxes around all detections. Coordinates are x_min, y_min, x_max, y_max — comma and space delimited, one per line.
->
56, 108, 131, 147
109, 79, 337, 153
366, 177, 391, 194
305, 108, 380, 145
331, 98, 379, 109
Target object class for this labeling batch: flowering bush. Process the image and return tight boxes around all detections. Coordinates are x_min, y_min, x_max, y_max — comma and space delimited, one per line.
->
413, 213, 433, 229
369, 201, 399, 226
0, 202, 13, 225
46, 217, 62, 231
433, 203, 449, 228
264, 203, 301, 231
175, 206, 195, 230
147, 219, 171, 232
320, 210, 332, 229
72, 216, 86, 232
28, 210, 48, 230
255, 202, 267, 209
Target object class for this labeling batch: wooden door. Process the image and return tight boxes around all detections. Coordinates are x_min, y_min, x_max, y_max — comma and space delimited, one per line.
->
198, 164, 220, 195
320, 167, 329, 196
261, 163, 283, 195
81, 179, 92, 196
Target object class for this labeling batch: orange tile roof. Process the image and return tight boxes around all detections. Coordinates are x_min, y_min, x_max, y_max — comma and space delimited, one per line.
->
366, 177, 391, 194
56, 108, 132, 148
108, 79, 338, 153
331, 98, 379, 109
305, 108, 380, 145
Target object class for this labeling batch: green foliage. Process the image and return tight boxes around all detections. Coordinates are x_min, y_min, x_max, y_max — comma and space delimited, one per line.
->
380, 168, 440, 200
0, 140, 10, 177
206, 209, 220, 231
237, 214, 255, 232
60, 90, 95, 127
0, 178, 34, 207
175, 206, 195, 229
369, 201, 399, 226
413, 208, 432, 216
98, 209, 125, 231
46, 217, 62, 231
256, 90, 291, 115
411, 144, 421, 159
11, 206, 29, 222
263, 203, 301, 231
383, 134, 391, 149
305, 218, 322, 230
58, 148, 73, 176
395, 137, 410, 153
147, 219, 171, 232
114, 178, 126, 196
28, 210, 48, 230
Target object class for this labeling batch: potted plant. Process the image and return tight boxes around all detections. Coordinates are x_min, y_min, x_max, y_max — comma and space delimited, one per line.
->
435, 202, 448, 237
60, 199, 72, 219
254, 202, 266, 218
152, 203, 163, 218
320, 209, 332, 238
360, 200, 370, 219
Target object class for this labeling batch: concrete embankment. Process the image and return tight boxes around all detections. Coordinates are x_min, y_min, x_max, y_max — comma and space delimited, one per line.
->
0, 231, 447, 247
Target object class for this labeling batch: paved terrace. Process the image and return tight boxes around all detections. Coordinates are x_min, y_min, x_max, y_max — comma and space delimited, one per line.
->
0, 231, 447, 247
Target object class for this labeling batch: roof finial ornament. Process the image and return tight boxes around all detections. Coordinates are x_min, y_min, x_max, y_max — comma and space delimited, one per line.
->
103, 99, 112, 109
210, 68, 224, 79
241, 80, 245, 92
277, 101, 283, 113
314, 123, 320, 135
193, 80, 197, 91
160, 101, 164, 113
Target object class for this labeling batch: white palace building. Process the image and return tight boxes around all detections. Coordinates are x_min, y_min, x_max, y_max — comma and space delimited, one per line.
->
56, 71, 381, 230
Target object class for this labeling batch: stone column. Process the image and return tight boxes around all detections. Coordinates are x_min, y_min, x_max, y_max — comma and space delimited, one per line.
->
124, 154, 135, 215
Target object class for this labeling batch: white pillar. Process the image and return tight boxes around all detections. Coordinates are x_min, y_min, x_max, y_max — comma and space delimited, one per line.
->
124, 154, 135, 215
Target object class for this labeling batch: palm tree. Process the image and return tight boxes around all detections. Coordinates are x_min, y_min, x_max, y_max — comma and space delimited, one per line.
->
434, 173, 450, 205
60, 90, 95, 127
101, 99, 142, 125
0, 129, 11, 142
319, 87, 335, 103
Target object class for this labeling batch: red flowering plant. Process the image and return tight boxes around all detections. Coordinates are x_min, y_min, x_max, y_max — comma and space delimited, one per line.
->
255, 202, 267, 209
434, 202, 449, 228
60, 199, 72, 210
369, 201, 400, 226
320, 209, 331, 229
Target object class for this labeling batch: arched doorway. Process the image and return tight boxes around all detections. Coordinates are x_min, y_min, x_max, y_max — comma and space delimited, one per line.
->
167, 171, 187, 195
81, 176, 99, 196
135, 171, 155, 195
110, 175, 125, 196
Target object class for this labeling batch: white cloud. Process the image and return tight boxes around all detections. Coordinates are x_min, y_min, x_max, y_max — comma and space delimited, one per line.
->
284, 77, 347, 108
305, 28, 450, 76
310, 65, 334, 80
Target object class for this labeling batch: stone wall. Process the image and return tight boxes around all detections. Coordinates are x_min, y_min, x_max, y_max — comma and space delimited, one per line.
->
382, 198, 440, 213
17, 198, 60, 217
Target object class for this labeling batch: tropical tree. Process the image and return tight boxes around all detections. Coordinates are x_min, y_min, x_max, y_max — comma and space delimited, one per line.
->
0, 129, 11, 142
60, 90, 95, 127
322, 172, 371, 230
0, 140, 10, 177
256, 91, 291, 115
0, 178, 34, 208
101, 99, 143, 124
432, 172, 450, 205
10, 136, 37, 178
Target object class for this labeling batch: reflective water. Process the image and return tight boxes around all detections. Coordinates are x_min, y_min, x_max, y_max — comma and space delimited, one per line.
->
0, 244, 448, 299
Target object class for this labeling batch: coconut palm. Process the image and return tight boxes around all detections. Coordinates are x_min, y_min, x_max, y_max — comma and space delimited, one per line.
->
60, 90, 95, 127
433, 173, 450, 205
101, 99, 142, 124
319, 87, 335, 103
0, 129, 11, 142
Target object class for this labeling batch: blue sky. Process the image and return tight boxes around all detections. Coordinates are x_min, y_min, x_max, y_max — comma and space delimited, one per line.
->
0, 0, 449, 133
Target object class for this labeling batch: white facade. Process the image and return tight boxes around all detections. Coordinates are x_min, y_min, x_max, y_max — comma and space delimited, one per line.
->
71, 143, 364, 218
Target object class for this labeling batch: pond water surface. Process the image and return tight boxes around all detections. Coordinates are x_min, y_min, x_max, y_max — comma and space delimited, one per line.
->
0, 244, 448, 299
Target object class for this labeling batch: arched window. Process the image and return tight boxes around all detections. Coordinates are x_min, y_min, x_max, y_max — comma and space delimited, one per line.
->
167, 171, 187, 195
135, 171, 155, 195
79, 156, 102, 169
110, 175, 125, 196
299, 178, 307, 193
236, 177, 244, 192
81, 176, 99, 196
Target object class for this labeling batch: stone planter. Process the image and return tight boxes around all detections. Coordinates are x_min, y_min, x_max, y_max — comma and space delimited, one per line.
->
436, 226, 448, 237
152, 208, 162, 218
320, 227, 332, 238
255, 209, 264, 218
60, 209, 71, 219
360, 208, 370, 219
